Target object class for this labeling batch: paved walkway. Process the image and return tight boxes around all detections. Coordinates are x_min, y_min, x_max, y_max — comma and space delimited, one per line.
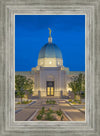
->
15, 99, 85, 121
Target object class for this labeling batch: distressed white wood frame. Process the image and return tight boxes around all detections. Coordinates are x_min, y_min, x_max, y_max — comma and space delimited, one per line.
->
0, 0, 100, 136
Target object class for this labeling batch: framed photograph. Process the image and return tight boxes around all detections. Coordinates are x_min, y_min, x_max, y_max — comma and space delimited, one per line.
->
0, 0, 100, 136
15, 15, 85, 122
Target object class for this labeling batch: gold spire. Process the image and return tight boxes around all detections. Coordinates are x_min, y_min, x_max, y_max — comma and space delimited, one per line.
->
48, 28, 52, 37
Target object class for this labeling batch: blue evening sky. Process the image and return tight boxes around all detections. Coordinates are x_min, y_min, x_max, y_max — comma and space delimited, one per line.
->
15, 15, 85, 71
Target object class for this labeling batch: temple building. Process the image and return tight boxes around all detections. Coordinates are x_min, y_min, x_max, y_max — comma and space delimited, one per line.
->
16, 28, 84, 98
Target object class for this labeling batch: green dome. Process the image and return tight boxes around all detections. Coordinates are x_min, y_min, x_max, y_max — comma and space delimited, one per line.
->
38, 43, 62, 59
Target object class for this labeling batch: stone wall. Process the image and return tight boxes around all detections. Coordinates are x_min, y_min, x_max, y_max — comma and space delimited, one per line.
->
33, 67, 66, 97
15, 68, 85, 98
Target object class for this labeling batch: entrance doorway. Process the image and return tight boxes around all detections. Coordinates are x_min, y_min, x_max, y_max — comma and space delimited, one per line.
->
46, 81, 54, 96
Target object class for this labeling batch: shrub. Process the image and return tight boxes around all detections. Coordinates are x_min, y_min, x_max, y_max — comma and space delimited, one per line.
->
45, 112, 56, 121
41, 107, 45, 114
52, 100, 56, 104
37, 114, 42, 120
21, 100, 32, 104
74, 99, 78, 102
78, 101, 81, 104
48, 108, 53, 114
74, 99, 81, 104
46, 100, 56, 104
39, 107, 45, 115
56, 109, 62, 116
46, 99, 49, 104
68, 99, 72, 102
72, 102, 77, 104
17, 102, 21, 104
61, 115, 64, 121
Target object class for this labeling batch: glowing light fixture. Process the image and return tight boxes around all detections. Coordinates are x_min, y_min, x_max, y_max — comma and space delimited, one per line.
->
49, 61, 52, 64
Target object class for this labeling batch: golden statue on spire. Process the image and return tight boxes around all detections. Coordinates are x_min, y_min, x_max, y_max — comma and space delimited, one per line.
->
48, 28, 51, 37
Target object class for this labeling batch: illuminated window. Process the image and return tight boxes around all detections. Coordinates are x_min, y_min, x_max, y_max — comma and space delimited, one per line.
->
49, 61, 52, 64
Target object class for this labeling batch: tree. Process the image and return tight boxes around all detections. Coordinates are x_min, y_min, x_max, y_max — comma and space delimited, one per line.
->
68, 76, 78, 99
76, 73, 85, 98
15, 75, 33, 103
80, 73, 85, 98
68, 73, 85, 99
25, 78, 33, 99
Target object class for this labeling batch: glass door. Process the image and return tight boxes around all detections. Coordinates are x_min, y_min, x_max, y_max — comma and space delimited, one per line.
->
47, 87, 50, 96
51, 87, 54, 96
46, 81, 54, 96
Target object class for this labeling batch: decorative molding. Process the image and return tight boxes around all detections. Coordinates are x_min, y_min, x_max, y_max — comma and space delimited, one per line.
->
0, 0, 100, 136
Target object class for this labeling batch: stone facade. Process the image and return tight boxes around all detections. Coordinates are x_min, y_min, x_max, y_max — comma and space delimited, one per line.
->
15, 66, 84, 98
